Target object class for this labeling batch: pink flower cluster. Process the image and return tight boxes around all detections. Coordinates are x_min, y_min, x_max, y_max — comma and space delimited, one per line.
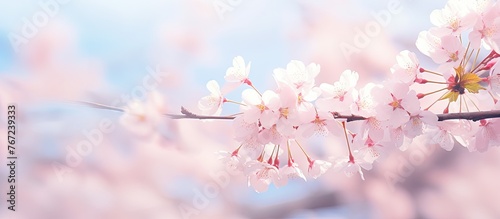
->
197, 0, 500, 192
410, 0, 500, 152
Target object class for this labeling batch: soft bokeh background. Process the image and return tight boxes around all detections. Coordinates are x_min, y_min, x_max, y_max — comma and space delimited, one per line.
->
2, 0, 500, 218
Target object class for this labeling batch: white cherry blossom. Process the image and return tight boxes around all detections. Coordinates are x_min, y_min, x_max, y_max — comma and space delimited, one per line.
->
316, 70, 358, 114
391, 50, 420, 84
198, 80, 224, 115
224, 56, 251, 84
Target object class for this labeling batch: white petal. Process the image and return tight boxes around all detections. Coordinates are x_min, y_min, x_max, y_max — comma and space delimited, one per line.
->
339, 70, 359, 89
206, 80, 221, 95
242, 89, 262, 106
401, 90, 420, 115
262, 90, 281, 110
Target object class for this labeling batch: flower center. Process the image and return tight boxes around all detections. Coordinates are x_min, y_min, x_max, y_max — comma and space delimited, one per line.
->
389, 95, 402, 110
442, 66, 485, 102
258, 104, 266, 112
280, 107, 289, 118
313, 116, 325, 125
450, 19, 460, 31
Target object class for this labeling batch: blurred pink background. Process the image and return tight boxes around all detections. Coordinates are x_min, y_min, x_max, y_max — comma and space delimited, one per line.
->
2, 0, 500, 218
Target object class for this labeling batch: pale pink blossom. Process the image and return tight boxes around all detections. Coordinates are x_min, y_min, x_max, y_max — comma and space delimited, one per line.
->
273, 60, 321, 101
488, 74, 500, 95
277, 162, 306, 186
403, 108, 438, 139
332, 150, 372, 180
297, 104, 342, 138
316, 69, 358, 114
463, 0, 493, 15
425, 121, 457, 151
360, 117, 386, 142
198, 80, 224, 115
224, 56, 251, 83
416, 30, 464, 64
351, 83, 378, 118
450, 120, 480, 150
373, 83, 418, 128
469, 3, 500, 51
308, 159, 332, 179
258, 125, 285, 145
354, 134, 386, 163
217, 151, 246, 173
430, 0, 477, 35
232, 116, 259, 141
241, 89, 280, 128
391, 50, 420, 84
274, 85, 301, 137
232, 116, 263, 156
488, 61, 500, 95
247, 162, 281, 193
403, 112, 436, 138
470, 119, 500, 152
387, 126, 406, 149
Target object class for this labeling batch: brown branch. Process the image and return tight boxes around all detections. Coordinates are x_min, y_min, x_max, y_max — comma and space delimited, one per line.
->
171, 109, 500, 122
71, 101, 500, 122
436, 110, 500, 121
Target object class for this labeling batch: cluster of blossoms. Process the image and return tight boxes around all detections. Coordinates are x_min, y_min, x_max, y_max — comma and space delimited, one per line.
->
197, 0, 500, 192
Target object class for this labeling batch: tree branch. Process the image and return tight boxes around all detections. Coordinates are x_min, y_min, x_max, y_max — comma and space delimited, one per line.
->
71, 101, 500, 122
436, 110, 500, 121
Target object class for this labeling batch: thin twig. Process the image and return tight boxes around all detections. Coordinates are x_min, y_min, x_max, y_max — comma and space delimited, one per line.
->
69, 100, 126, 112
70, 101, 500, 122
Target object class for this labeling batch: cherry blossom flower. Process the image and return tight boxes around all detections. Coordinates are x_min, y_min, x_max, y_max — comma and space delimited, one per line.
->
308, 159, 332, 179
278, 162, 307, 186
463, 0, 493, 15
297, 104, 342, 138
274, 85, 301, 137
247, 161, 281, 193
488, 61, 500, 95
258, 125, 285, 145
469, 3, 500, 51
470, 119, 500, 152
241, 89, 280, 128
233, 116, 259, 141
489, 74, 500, 96
391, 50, 420, 84
224, 56, 251, 84
425, 121, 457, 151
360, 117, 386, 142
351, 83, 378, 118
354, 134, 386, 163
332, 149, 373, 180
430, 0, 477, 35
402, 100, 438, 139
449, 120, 480, 151
387, 126, 408, 149
198, 80, 224, 115
273, 60, 321, 101
216, 150, 247, 173
316, 70, 358, 114
416, 31, 464, 65
373, 82, 418, 128
231, 116, 263, 157
403, 110, 438, 139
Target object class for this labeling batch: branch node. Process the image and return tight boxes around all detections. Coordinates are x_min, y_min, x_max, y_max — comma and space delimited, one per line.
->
181, 106, 196, 117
